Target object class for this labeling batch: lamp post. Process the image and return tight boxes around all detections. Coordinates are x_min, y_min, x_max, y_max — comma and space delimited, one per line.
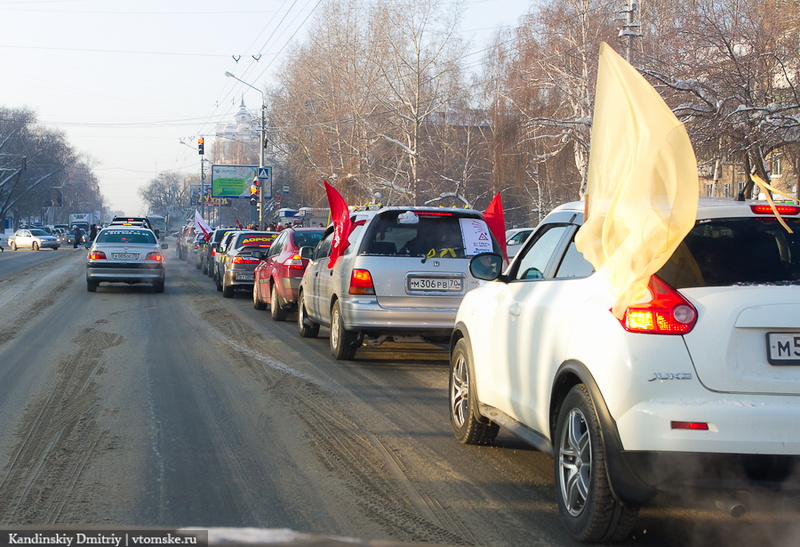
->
224, 71, 267, 227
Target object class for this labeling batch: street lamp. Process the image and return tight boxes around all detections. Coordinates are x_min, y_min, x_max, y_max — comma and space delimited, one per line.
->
225, 71, 268, 226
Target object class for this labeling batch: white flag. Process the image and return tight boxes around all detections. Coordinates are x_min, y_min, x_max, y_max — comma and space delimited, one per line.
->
194, 210, 211, 239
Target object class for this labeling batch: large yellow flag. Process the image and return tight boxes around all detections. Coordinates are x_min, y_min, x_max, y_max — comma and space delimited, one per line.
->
574, 43, 699, 318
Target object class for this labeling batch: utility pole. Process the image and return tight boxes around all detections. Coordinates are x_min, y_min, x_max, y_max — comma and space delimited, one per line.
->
619, 1, 641, 63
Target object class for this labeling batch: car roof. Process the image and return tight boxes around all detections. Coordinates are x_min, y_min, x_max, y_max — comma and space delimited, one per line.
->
550, 198, 800, 223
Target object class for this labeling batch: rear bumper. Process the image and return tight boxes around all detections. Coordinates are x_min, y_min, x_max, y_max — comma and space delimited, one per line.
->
340, 298, 456, 338
87, 263, 165, 283
224, 268, 255, 288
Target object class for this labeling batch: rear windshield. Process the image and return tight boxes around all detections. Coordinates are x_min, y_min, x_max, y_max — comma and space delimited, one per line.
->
658, 218, 800, 288
359, 210, 497, 258
97, 230, 156, 245
294, 231, 324, 248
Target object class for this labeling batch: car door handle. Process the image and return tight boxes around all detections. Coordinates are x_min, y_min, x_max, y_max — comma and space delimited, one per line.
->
509, 302, 521, 316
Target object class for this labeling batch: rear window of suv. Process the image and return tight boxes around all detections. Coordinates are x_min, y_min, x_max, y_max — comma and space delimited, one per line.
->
359, 210, 495, 258
658, 217, 800, 288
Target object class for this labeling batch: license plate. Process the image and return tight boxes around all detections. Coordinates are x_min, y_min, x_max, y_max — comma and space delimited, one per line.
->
113, 253, 139, 260
767, 332, 800, 366
407, 276, 463, 292
237, 273, 254, 281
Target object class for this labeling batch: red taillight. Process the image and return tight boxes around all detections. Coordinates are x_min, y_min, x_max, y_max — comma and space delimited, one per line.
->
750, 204, 800, 216
146, 252, 164, 261
349, 269, 375, 295
233, 256, 259, 264
283, 253, 305, 270
89, 250, 107, 260
619, 275, 697, 334
671, 421, 709, 431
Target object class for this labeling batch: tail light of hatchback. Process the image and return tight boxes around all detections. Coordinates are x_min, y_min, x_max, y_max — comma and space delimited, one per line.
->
618, 275, 697, 334
145, 252, 164, 261
349, 269, 376, 295
283, 254, 305, 270
89, 250, 107, 260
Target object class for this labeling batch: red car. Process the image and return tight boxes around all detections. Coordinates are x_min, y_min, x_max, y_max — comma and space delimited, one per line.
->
252, 227, 325, 320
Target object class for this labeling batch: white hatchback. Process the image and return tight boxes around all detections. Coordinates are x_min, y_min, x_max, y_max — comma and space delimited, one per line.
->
450, 198, 800, 542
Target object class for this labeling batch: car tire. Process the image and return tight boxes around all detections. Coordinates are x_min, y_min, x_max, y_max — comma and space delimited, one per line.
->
53, 246, 59, 250
297, 292, 320, 338
554, 384, 639, 543
201, 260, 208, 275
153, 281, 165, 293
87, 280, 98, 292
215, 272, 223, 292
222, 281, 234, 298
10, 242, 17, 251
253, 284, 267, 310
32, 242, 39, 251
270, 283, 288, 321
449, 338, 499, 445
329, 301, 360, 360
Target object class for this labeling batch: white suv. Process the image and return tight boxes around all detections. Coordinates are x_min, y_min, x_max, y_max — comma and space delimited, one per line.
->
450, 198, 800, 542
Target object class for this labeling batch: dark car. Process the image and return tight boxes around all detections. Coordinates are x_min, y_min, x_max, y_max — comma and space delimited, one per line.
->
253, 227, 325, 320
218, 231, 279, 298
202, 228, 240, 276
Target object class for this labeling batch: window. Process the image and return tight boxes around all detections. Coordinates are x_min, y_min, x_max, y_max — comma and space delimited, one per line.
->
658, 218, 800, 288
512, 224, 569, 281
555, 240, 595, 279
773, 155, 783, 178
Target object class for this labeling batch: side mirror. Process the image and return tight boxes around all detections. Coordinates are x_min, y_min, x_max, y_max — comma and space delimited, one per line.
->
299, 246, 314, 260
469, 253, 503, 281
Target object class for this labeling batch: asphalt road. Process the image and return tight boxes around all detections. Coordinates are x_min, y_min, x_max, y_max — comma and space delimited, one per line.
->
0, 245, 798, 546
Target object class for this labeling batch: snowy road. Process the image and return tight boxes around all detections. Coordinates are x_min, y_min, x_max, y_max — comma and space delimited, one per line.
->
0, 248, 798, 546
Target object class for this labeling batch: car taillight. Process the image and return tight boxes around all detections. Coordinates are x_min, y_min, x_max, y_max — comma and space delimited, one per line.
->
283, 254, 305, 270
146, 252, 164, 261
750, 204, 800, 216
349, 269, 376, 295
89, 251, 107, 260
233, 256, 259, 264
618, 275, 696, 334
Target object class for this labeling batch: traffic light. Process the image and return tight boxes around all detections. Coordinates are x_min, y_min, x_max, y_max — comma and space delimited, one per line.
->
198, 138, 205, 155
250, 181, 258, 204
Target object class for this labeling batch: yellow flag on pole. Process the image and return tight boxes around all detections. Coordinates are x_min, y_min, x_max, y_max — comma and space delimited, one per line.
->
574, 43, 699, 318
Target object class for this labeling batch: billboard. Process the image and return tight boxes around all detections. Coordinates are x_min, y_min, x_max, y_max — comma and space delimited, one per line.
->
211, 164, 258, 198
190, 185, 232, 207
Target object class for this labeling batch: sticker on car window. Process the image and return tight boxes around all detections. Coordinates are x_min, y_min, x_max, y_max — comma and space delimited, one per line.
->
460, 218, 493, 255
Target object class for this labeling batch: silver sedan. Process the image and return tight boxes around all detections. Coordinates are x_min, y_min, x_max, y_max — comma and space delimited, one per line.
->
8, 229, 60, 251
86, 226, 168, 292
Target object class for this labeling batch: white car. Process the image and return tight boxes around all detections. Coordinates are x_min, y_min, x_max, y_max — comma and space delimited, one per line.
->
7, 228, 60, 251
86, 226, 167, 292
504, 227, 533, 259
449, 198, 800, 542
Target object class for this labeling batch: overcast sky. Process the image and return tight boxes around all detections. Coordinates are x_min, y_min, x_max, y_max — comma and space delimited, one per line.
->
1, 0, 532, 214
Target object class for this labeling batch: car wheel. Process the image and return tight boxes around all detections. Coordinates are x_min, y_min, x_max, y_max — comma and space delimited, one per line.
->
215, 272, 223, 292
32, 242, 39, 251
10, 242, 17, 251
201, 260, 208, 275
554, 384, 639, 543
329, 301, 360, 360
449, 338, 499, 445
222, 281, 234, 298
297, 292, 319, 338
253, 284, 267, 310
53, 246, 59, 250
153, 281, 165, 293
270, 284, 288, 321
87, 280, 98, 292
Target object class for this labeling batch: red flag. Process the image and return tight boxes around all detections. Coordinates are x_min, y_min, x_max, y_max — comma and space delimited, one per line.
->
235, 218, 243, 230
324, 181, 352, 268
483, 193, 507, 261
